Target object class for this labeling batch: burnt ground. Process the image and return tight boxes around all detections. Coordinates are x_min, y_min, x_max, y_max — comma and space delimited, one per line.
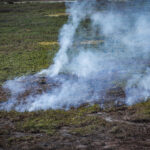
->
0, 105, 150, 150
0, 80, 150, 150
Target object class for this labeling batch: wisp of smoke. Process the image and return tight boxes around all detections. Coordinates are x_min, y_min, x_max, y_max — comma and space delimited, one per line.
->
1, 0, 150, 111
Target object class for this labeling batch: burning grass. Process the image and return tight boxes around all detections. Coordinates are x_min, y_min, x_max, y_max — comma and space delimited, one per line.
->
1, 1, 150, 149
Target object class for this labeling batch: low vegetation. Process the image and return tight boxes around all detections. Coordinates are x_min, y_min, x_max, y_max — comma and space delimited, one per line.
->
0, 2, 67, 84
0, 2, 150, 150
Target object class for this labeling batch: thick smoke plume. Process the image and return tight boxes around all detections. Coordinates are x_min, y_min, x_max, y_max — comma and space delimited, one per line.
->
1, 0, 150, 111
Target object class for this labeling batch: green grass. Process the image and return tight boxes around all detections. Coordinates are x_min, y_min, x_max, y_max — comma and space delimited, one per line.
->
0, 104, 104, 136
0, 3, 67, 84
129, 99, 150, 122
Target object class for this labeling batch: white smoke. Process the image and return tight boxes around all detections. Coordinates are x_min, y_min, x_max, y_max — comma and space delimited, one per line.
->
1, 0, 150, 111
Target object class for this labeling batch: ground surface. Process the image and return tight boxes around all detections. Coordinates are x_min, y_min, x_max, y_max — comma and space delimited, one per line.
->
0, 2, 150, 150
0, 103, 150, 150
0, 2, 67, 84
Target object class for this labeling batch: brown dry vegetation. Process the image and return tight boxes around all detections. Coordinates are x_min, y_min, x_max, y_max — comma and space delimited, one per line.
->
0, 101, 150, 150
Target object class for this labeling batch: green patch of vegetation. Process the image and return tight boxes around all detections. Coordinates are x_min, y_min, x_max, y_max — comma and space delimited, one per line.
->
130, 99, 150, 122
19, 105, 103, 135
0, 3, 67, 84
0, 104, 105, 136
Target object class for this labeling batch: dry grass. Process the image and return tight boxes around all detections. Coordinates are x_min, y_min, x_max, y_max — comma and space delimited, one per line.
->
38, 40, 104, 47
80, 40, 104, 45
46, 13, 69, 17
38, 41, 59, 46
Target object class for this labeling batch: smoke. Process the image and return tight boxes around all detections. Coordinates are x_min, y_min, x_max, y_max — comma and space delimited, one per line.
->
1, 0, 150, 111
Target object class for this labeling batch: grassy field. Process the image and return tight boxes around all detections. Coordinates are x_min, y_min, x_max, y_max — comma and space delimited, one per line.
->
0, 2, 150, 150
0, 2, 67, 84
